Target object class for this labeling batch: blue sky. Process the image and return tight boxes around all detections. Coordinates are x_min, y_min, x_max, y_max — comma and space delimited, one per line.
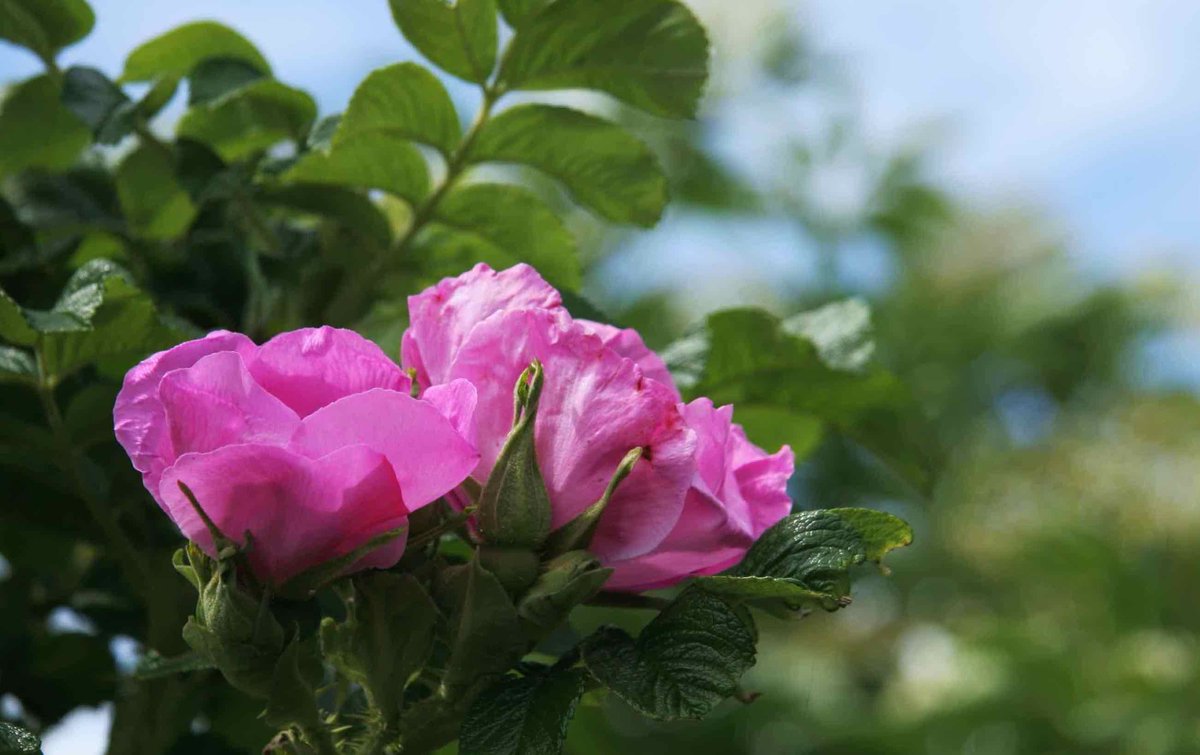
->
3, 2, 1198, 749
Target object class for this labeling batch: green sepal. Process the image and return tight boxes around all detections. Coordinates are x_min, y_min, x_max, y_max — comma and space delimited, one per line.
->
275, 525, 407, 600
264, 630, 325, 730
516, 550, 611, 638
543, 446, 642, 556
477, 361, 553, 549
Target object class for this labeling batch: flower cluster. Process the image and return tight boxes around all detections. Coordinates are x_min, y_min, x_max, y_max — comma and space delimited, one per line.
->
114, 264, 794, 592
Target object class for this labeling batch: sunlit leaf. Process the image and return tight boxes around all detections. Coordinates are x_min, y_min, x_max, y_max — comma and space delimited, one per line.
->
121, 21, 269, 82
177, 79, 316, 161
0, 75, 89, 177
0, 0, 94, 61
388, 0, 498, 84
468, 104, 666, 226
283, 132, 430, 204
499, 0, 709, 118
338, 62, 460, 157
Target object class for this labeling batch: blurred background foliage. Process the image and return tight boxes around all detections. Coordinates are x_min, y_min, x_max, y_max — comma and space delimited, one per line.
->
1, 0, 1198, 753
564, 5, 1200, 755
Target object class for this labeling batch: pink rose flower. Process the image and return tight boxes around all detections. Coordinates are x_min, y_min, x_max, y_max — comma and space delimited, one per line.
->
605, 399, 795, 591
113, 326, 479, 586
402, 264, 793, 589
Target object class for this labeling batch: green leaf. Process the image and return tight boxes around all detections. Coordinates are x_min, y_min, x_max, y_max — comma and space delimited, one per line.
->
60, 66, 136, 144
730, 405, 824, 463
459, 667, 589, 755
0, 721, 41, 754
0, 345, 35, 384
132, 649, 217, 680
442, 558, 526, 694
283, 132, 430, 204
121, 21, 270, 83
498, 0, 709, 118
264, 633, 324, 730
0, 0, 94, 61
115, 144, 198, 240
258, 185, 394, 249
496, 0, 552, 28
705, 508, 913, 613
388, 0, 498, 84
422, 183, 580, 291
664, 304, 934, 492
188, 57, 267, 106
177, 79, 316, 162
320, 573, 437, 723
338, 62, 460, 157
516, 551, 611, 637
0, 75, 90, 177
468, 104, 666, 226
582, 587, 756, 720
1, 259, 189, 381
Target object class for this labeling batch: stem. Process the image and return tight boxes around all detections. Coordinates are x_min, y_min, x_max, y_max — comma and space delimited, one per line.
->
357, 722, 396, 755
584, 592, 671, 611
35, 357, 148, 597
300, 724, 338, 755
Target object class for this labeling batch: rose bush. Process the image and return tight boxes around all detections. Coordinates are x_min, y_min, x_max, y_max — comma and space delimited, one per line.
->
113, 326, 479, 586
402, 263, 794, 590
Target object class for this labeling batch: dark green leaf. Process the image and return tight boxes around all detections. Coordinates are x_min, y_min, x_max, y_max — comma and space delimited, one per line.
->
115, 144, 197, 239
283, 132, 430, 204
459, 667, 589, 755
0, 721, 41, 754
709, 508, 912, 612
0, 0, 94, 61
338, 62, 460, 157
121, 21, 270, 83
388, 0, 498, 84
422, 183, 579, 291
468, 104, 666, 226
60, 66, 136, 144
496, 0, 552, 28
177, 79, 316, 161
499, 0, 709, 118
1, 259, 189, 380
442, 558, 526, 694
583, 587, 756, 720
0, 75, 90, 177
264, 633, 323, 729
188, 57, 267, 106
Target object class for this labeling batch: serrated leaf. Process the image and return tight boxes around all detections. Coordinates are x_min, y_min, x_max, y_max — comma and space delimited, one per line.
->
723, 508, 912, 607
283, 132, 429, 204
188, 57, 266, 106
0, 0, 94, 61
388, 0, 498, 84
337, 62, 460, 157
421, 183, 580, 291
258, 184, 394, 249
468, 104, 666, 226
582, 587, 755, 720
0, 75, 90, 177
177, 79, 316, 162
121, 21, 270, 83
115, 144, 197, 240
499, 0, 709, 118
0, 720, 41, 754
60, 66, 135, 144
459, 667, 589, 755
132, 649, 216, 680
442, 558, 526, 694
496, 0, 552, 28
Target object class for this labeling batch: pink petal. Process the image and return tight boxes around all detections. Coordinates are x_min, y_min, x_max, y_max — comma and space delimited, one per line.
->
289, 388, 479, 512
113, 330, 256, 503
248, 326, 411, 417
159, 351, 300, 459
422, 379, 479, 447
447, 309, 695, 561
578, 320, 680, 399
402, 263, 562, 386
159, 443, 408, 586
